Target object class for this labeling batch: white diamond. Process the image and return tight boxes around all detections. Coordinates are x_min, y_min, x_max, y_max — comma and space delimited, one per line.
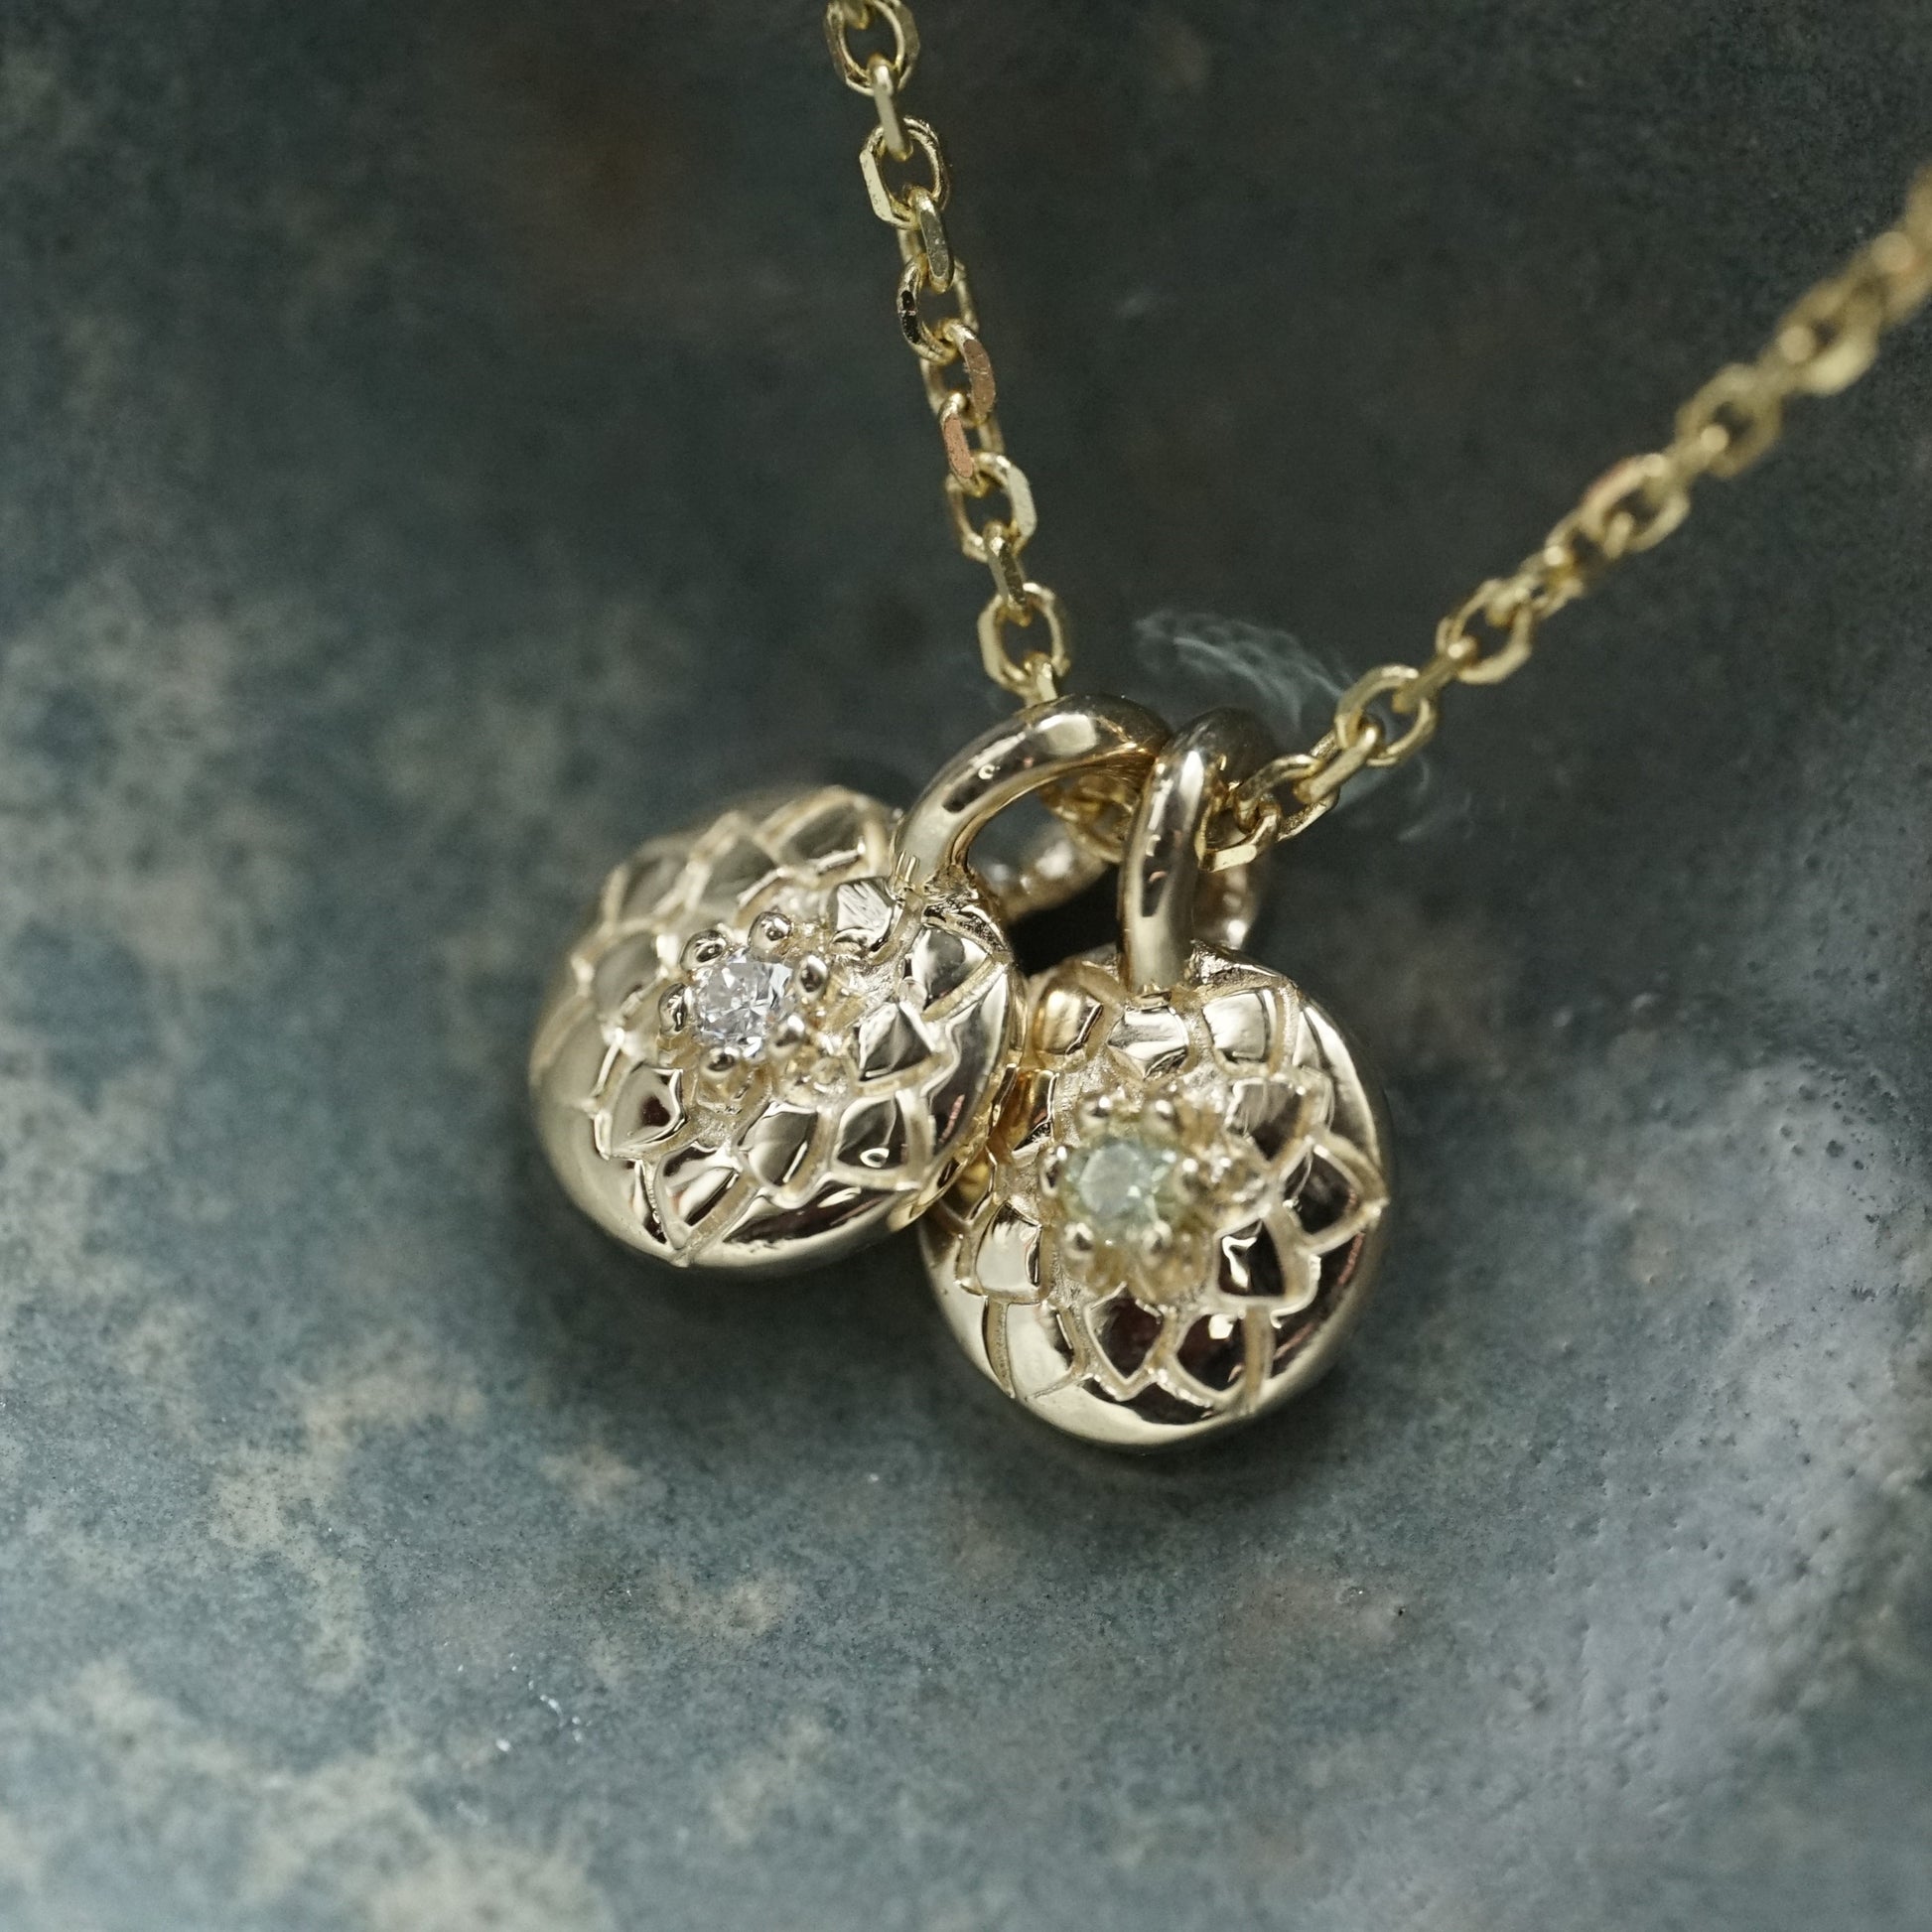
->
690, 949, 796, 1057
1064, 1133, 1178, 1236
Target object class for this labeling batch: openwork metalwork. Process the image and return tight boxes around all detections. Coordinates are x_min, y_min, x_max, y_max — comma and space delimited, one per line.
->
923, 712, 1390, 1446
532, 785, 1012, 1268
924, 946, 1389, 1445
529, 697, 1168, 1274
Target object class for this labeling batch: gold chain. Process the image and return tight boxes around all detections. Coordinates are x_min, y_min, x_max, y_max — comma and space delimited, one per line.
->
824, 0, 1069, 706
823, 8, 1929, 849
1210, 162, 1932, 864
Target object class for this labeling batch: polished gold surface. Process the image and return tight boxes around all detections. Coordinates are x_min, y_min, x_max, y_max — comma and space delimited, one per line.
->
923, 713, 1389, 1447
529, 697, 1168, 1273
824, 0, 1065, 703
1210, 161, 1932, 863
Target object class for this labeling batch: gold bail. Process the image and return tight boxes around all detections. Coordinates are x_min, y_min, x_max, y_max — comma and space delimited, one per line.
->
1120, 709, 1272, 997
892, 695, 1169, 891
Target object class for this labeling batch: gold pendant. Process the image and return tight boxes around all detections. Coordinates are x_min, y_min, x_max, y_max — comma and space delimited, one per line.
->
529, 697, 1166, 1272
923, 710, 1392, 1447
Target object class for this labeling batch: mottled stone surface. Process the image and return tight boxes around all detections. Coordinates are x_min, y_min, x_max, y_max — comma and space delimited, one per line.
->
0, 2, 1929, 1927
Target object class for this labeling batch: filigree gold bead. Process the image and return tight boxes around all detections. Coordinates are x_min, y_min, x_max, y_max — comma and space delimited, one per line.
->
922, 709, 1391, 1448
530, 700, 1172, 1274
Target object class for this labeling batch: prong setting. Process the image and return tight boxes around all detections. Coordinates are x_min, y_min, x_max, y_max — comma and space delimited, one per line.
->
682, 928, 731, 971
1038, 1076, 1280, 1306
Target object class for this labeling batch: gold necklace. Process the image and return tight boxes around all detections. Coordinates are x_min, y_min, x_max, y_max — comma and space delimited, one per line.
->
529, 0, 1932, 1450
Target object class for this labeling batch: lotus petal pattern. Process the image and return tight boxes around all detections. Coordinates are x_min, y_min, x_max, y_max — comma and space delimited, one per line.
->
923, 943, 1390, 1447
531, 787, 1021, 1272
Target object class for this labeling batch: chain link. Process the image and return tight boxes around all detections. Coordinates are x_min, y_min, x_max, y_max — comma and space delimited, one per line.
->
826, 0, 1066, 704
1214, 161, 1932, 865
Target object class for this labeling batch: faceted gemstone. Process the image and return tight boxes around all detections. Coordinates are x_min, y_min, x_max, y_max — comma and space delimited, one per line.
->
690, 949, 797, 1057
1064, 1132, 1179, 1237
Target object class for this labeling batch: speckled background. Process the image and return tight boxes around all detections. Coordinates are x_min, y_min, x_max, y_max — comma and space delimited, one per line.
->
0, 2, 1928, 1927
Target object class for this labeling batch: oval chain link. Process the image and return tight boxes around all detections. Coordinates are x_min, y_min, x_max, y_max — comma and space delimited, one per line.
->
826, 0, 1065, 704
1211, 160, 1932, 866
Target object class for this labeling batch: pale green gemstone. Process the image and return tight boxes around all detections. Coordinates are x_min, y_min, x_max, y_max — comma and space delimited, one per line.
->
1064, 1132, 1179, 1237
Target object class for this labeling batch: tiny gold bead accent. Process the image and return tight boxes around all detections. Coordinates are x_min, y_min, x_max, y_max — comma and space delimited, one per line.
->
683, 929, 730, 970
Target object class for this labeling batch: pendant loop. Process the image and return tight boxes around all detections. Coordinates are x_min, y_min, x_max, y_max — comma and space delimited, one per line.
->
1119, 709, 1271, 998
894, 694, 1167, 889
